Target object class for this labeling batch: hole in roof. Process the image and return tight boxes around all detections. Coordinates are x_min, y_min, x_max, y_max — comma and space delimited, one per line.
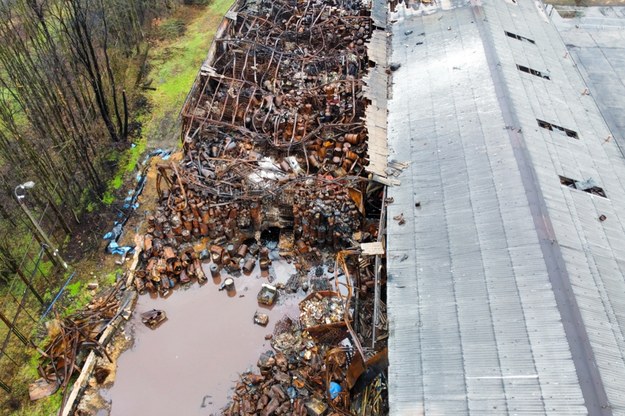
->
537, 119, 579, 139
505, 31, 535, 44
559, 176, 607, 198
517, 64, 550, 80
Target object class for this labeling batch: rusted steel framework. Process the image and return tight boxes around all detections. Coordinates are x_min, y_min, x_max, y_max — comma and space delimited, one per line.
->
182, 0, 370, 151
137, 0, 375, 294
178, 0, 372, 208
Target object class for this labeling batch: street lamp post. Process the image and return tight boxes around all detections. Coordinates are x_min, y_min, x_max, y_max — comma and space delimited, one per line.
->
14, 181, 69, 270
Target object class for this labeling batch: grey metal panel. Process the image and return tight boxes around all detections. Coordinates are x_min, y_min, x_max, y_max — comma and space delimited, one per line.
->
370, 0, 387, 27
484, 1, 625, 414
386, 0, 625, 414
386, 1, 587, 414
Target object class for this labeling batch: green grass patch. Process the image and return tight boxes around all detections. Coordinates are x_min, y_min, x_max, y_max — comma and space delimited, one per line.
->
115, 139, 147, 186
101, 137, 147, 205
36, 263, 53, 286
155, 18, 187, 40
143, 0, 235, 142
61, 281, 91, 316
21, 353, 40, 381
85, 201, 97, 213
103, 268, 122, 286
101, 192, 115, 206
66, 281, 81, 297
111, 176, 123, 189
11, 390, 63, 416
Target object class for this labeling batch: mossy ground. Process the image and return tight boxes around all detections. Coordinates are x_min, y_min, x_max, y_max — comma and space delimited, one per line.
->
142, 0, 234, 148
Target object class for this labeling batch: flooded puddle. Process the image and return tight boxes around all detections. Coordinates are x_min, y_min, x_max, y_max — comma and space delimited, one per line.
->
102, 258, 299, 415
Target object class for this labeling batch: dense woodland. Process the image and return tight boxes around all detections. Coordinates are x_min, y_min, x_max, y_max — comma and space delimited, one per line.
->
0, 0, 201, 282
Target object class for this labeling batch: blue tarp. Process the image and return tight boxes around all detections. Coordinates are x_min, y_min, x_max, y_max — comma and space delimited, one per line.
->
102, 147, 172, 257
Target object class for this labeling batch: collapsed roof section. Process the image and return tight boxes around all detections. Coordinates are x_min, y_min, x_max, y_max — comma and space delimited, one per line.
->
181, 0, 371, 187
177, 0, 374, 217
136, 0, 387, 294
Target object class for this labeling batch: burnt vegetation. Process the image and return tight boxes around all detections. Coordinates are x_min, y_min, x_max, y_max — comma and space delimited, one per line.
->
0, 0, 199, 405
0, 0, 176, 273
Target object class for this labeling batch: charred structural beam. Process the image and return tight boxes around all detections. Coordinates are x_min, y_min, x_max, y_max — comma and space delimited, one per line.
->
136, 0, 375, 295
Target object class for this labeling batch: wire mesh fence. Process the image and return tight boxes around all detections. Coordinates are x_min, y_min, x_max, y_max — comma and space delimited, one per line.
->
0, 193, 70, 396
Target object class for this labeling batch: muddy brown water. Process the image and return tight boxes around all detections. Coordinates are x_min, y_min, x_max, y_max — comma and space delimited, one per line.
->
102, 259, 299, 415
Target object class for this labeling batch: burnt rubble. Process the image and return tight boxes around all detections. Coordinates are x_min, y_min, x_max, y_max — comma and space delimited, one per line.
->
225, 250, 389, 415
135, 0, 376, 295
31, 281, 134, 407
131, 0, 389, 413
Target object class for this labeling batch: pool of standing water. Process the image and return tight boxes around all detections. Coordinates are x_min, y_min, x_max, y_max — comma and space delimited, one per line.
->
101, 257, 299, 415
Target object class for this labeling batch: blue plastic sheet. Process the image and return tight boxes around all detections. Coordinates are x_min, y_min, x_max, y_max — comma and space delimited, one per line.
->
103, 223, 123, 241
106, 241, 135, 256
102, 147, 171, 257
287, 386, 297, 399
329, 381, 342, 399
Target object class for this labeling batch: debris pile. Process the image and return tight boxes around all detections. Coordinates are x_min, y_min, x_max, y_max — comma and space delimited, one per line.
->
292, 184, 363, 249
34, 283, 127, 397
134, 0, 375, 294
224, 318, 333, 416
299, 292, 346, 328
222, 248, 389, 415
352, 255, 388, 347
141, 309, 167, 329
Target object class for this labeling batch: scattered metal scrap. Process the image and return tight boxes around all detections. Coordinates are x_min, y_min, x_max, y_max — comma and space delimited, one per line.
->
258, 283, 278, 306
223, 247, 388, 415
141, 309, 167, 329
32, 282, 127, 401
225, 317, 328, 416
254, 311, 270, 326
300, 291, 346, 328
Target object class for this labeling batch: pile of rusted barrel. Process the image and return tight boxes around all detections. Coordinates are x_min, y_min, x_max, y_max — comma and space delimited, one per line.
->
136, 229, 275, 294
136, 166, 365, 294
133, 0, 375, 295
293, 182, 362, 248
225, 346, 328, 415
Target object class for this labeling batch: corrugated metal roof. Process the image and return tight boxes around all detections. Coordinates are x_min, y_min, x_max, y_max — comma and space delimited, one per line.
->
551, 7, 625, 167
364, 30, 390, 178
371, 0, 388, 27
483, 1, 625, 413
384, 0, 625, 414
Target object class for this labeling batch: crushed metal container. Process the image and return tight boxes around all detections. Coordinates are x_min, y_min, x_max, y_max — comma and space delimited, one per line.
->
254, 311, 269, 326
141, 309, 167, 329
305, 397, 328, 416
299, 291, 348, 343
257, 283, 278, 306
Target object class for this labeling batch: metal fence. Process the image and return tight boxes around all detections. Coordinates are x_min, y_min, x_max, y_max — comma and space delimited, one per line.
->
0, 192, 70, 396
